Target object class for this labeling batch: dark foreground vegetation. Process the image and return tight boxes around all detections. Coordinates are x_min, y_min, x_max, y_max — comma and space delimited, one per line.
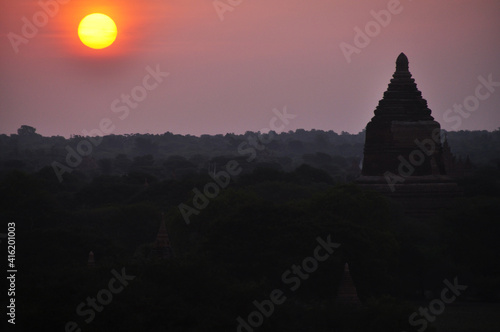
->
1, 127, 499, 331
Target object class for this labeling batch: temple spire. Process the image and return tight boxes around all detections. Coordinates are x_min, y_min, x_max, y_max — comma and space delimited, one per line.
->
396, 52, 409, 72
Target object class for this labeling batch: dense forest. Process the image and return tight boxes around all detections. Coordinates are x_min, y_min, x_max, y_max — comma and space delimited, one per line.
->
1, 126, 500, 331
2, 125, 500, 182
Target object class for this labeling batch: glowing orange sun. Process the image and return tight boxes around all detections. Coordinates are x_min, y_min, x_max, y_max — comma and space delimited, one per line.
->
78, 13, 117, 49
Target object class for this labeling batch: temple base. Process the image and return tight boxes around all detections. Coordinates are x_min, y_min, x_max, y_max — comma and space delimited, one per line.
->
356, 175, 462, 217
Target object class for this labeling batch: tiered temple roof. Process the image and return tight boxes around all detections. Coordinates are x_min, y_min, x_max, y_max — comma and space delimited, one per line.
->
372, 53, 434, 122
362, 53, 445, 177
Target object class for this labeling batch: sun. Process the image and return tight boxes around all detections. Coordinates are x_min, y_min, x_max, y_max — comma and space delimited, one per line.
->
78, 13, 117, 49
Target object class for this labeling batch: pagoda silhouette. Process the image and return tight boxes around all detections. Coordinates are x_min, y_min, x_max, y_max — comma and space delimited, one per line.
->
87, 251, 95, 268
336, 263, 361, 306
149, 213, 173, 260
357, 53, 462, 216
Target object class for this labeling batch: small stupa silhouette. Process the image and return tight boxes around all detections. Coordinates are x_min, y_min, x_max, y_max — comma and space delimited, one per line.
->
336, 263, 360, 305
150, 213, 173, 260
88, 251, 95, 267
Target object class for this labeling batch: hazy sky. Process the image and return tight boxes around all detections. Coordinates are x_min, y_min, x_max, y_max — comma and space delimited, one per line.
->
1, 0, 499, 137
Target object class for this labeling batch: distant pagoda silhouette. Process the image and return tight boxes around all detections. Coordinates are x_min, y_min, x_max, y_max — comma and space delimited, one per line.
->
88, 251, 95, 268
336, 263, 360, 306
357, 53, 461, 216
441, 134, 473, 178
150, 213, 173, 260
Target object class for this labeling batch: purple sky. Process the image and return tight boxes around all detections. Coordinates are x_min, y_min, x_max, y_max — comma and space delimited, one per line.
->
1, 0, 499, 137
